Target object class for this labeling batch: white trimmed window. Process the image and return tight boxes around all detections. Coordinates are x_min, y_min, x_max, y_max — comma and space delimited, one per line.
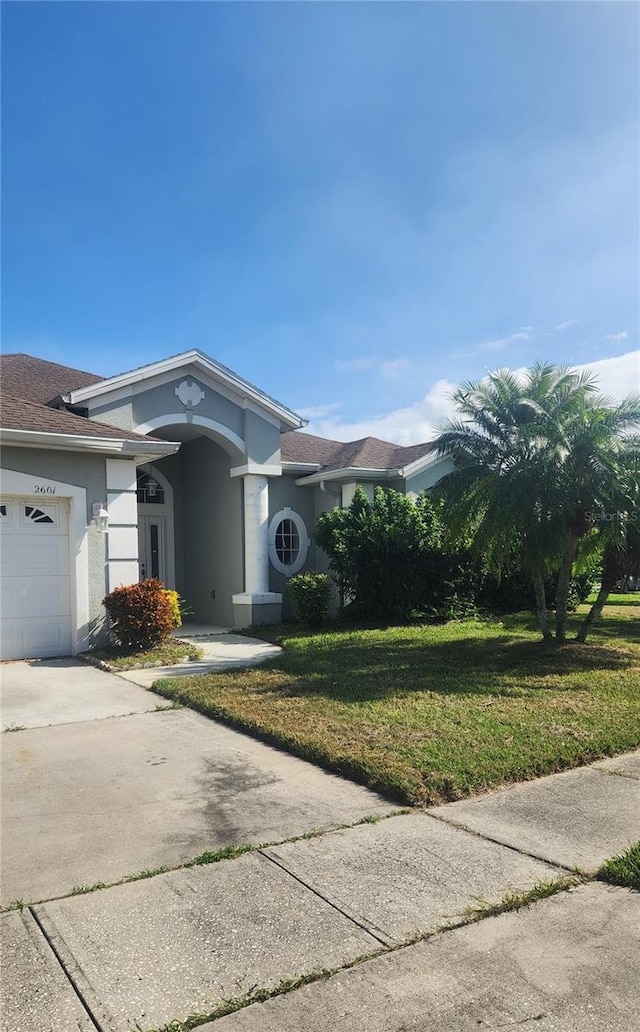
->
268, 508, 309, 576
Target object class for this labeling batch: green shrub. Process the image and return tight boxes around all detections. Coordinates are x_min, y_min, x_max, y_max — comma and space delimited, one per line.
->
480, 561, 597, 613
316, 487, 479, 623
285, 572, 331, 628
103, 578, 175, 649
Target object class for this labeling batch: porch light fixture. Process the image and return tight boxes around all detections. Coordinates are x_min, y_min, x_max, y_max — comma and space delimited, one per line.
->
147, 479, 158, 497
92, 502, 109, 533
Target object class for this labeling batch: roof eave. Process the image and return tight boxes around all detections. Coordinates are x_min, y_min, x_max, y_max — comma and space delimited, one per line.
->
295, 466, 399, 487
63, 349, 308, 431
0, 427, 181, 461
398, 451, 448, 478
281, 461, 323, 475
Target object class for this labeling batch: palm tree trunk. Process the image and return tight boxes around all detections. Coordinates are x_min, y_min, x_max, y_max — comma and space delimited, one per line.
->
555, 530, 580, 642
576, 549, 623, 643
532, 568, 552, 640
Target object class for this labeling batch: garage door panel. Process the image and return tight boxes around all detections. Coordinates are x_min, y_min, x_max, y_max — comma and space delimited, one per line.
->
0, 496, 72, 660
19, 501, 67, 529
1, 536, 70, 575
1, 576, 71, 618
0, 617, 73, 660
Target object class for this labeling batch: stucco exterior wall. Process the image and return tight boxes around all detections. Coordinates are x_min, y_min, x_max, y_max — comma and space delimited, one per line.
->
309, 483, 341, 614
88, 400, 133, 430
133, 379, 245, 440
0, 446, 110, 647
244, 410, 280, 467
266, 476, 317, 611
181, 437, 243, 627
405, 457, 456, 495
88, 374, 283, 469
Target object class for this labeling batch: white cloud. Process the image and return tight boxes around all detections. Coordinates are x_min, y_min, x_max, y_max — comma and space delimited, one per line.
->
304, 378, 457, 445
333, 357, 376, 372
333, 355, 411, 378
381, 357, 410, 378
478, 331, 529, 353
606, 331, 629, 342
297, 401, 343, 420
304, 350, 640, 446
576, 349, 639, 401
553, 320, 580, 332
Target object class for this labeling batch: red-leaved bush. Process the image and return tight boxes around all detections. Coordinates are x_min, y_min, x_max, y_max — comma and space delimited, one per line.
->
103, 578, 175, 649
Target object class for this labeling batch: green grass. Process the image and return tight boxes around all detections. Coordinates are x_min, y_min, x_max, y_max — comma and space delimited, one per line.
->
584, 591, 640, 613
461, 874, 583, 922
155, 605, 640, 807
586, 591, 639, 606
598, 841, 640, 890
85, 638, 203, 670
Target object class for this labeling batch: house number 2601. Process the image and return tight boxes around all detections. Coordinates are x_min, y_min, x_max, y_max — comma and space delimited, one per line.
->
34, 485, 56, 494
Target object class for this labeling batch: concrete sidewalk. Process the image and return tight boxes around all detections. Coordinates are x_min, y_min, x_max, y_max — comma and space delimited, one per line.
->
2, 749, 638, 1032
213, 882, 640, 1032
426, 752, 640, 872
115, 628, 282, 688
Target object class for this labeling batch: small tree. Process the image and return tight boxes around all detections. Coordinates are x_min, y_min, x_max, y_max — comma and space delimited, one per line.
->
315, 487, 478, 622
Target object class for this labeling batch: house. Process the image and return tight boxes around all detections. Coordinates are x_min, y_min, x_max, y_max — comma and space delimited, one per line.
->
0, 349, 454, 660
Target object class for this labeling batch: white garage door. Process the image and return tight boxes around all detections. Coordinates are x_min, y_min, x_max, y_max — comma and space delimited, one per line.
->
0, 497, 72, 660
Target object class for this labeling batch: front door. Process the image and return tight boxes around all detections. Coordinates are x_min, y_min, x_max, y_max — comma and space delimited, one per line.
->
138, 514, 166, 583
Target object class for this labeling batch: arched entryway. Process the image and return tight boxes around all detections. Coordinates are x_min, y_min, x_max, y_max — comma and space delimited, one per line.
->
136, 465, 175, 588
136, 421, 245, 627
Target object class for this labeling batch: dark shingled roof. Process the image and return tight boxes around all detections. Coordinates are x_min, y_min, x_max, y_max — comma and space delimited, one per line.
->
281, 431, 435, 473
0, 353, 169, 443
1, 353, 434, 465
0, 393, 165, 444
0, 353, 103, 406
279, 431, 344, 467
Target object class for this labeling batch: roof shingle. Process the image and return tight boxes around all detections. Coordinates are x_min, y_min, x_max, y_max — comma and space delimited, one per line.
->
281, 431, 435, 473
0, 392, 164, 444
0, 353, 103, 406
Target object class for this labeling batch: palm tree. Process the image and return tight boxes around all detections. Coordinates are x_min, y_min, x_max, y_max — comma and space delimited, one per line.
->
551, 400, 640, 640
575, 452, 640, 642
433, 363, 598, 640
433, 363, 640, 641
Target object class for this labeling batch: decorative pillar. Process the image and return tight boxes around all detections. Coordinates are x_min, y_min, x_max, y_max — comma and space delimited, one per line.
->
232, 473, 282, 628
243, 474, 269, 593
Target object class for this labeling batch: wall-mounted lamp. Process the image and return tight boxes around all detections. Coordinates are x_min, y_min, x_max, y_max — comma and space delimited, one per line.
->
92, 502, 109, 533
147, 479, 158, 498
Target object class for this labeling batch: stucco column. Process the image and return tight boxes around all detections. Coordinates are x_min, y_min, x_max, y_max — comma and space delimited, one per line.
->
243, 474, 270, 593
232, 473, 282, 627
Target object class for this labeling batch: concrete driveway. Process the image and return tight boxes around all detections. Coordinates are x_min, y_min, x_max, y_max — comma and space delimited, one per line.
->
2, 658, 639, 1032
0, 657, 158, 731
0, 659, 394, 905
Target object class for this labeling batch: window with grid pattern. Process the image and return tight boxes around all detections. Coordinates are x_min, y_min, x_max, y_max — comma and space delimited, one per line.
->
275, 518, 300, 566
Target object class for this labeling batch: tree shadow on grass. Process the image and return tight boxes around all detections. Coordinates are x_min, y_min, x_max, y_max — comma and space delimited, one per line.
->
500, 610, 640, 645
265, 631, 638, 704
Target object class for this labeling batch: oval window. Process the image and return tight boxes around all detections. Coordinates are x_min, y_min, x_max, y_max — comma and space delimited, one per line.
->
268, 509, 309, 575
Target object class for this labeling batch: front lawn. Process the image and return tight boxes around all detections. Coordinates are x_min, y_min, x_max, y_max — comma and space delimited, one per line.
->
155, 607, 640, 806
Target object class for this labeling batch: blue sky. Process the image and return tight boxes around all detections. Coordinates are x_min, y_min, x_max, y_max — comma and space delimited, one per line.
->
2, 2, 638, 442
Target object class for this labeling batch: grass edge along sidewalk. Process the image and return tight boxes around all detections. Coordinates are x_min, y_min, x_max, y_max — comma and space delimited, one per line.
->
154, 609, 640, 807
